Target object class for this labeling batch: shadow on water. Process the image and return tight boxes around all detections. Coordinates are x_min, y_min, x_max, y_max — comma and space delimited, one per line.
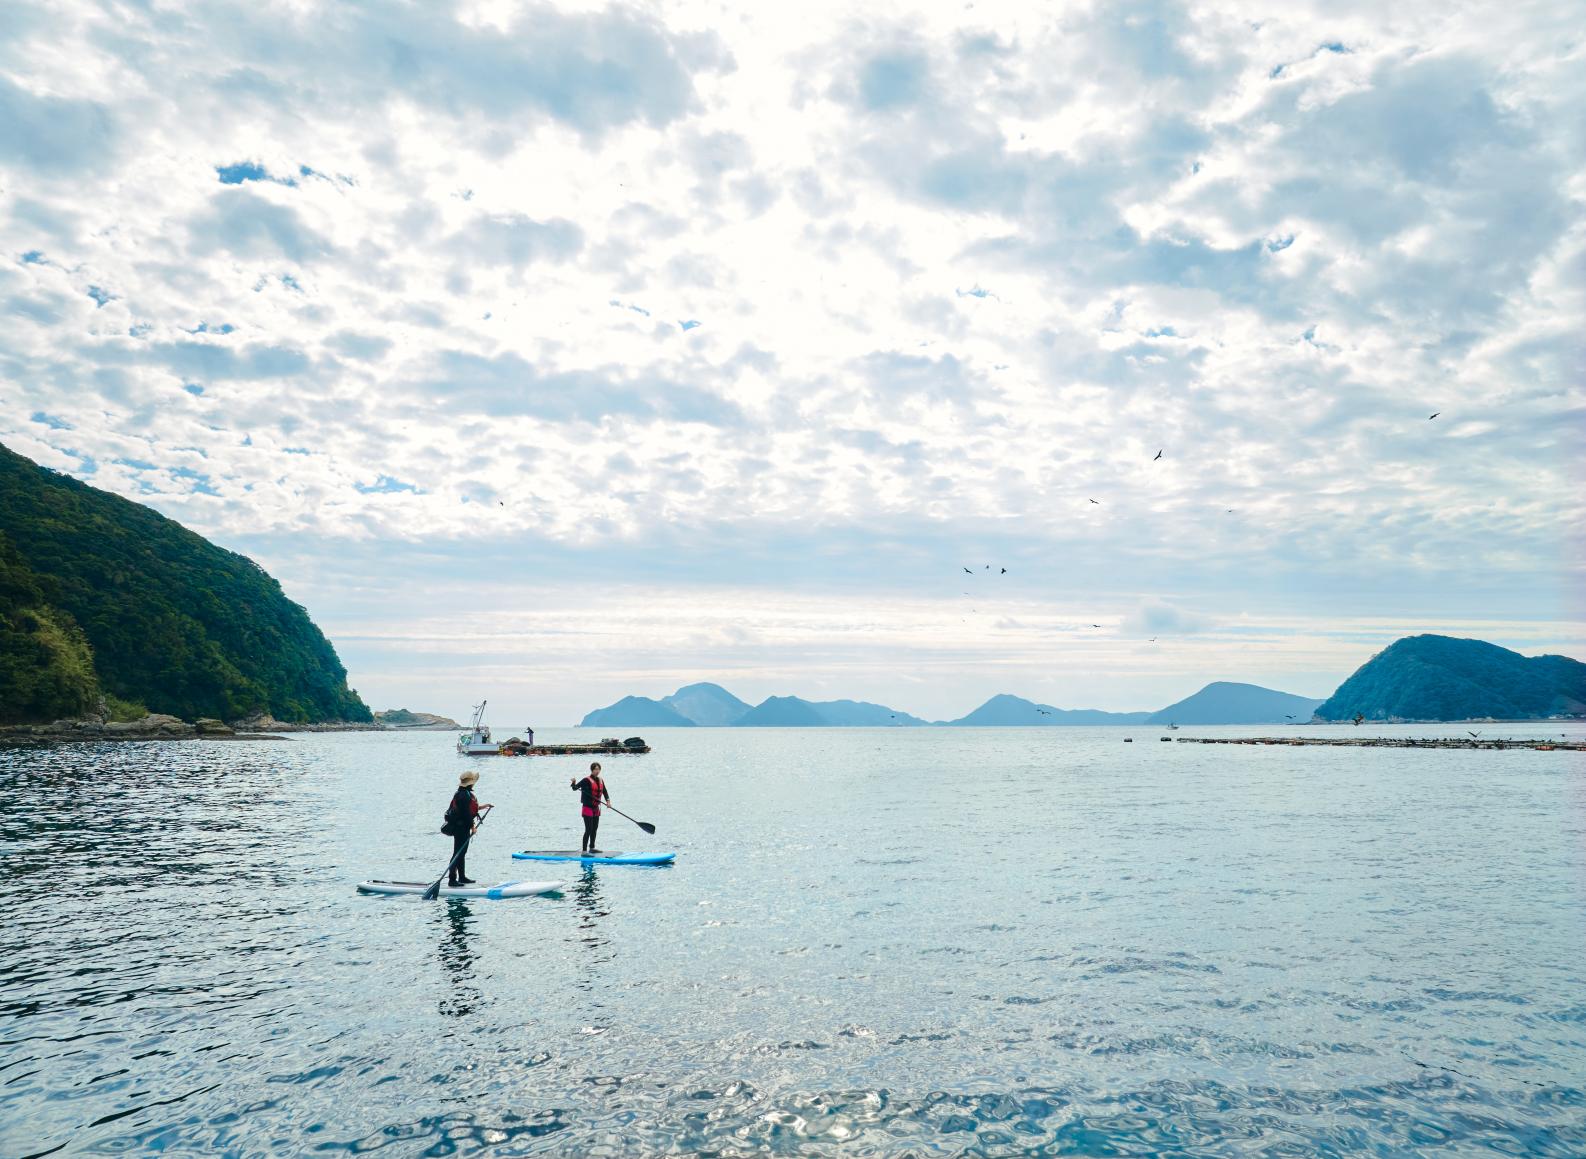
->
435, 899, 480, 1019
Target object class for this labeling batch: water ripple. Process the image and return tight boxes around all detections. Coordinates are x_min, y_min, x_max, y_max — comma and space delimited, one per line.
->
3, 727, 1584, 1155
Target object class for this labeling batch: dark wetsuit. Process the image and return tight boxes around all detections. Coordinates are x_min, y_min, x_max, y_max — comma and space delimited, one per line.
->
446, 786, 480, 884
572, 775, 609, 852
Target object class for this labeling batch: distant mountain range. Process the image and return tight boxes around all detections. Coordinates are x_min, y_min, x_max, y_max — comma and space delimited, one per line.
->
580, 680, 1321, 728
735, 696, 932, 727
579, 684, 934, 728
1316, 635, 1586, 722
947, 694, 1149, 726
582, 636, 1586, 727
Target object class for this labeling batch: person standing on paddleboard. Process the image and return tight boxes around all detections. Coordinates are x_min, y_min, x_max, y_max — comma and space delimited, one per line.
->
444, 771, 491, 886
571, 762, 610, 854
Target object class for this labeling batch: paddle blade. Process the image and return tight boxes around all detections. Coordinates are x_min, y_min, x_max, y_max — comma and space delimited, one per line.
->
421, 880, 442, 901
638, 821, 657, 835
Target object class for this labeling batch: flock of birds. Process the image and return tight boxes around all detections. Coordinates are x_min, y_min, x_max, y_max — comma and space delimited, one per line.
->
952, 446, 1178, 627
949, 421, 1443, 630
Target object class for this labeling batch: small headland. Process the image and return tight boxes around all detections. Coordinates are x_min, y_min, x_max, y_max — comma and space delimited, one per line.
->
373, 709, 462, 731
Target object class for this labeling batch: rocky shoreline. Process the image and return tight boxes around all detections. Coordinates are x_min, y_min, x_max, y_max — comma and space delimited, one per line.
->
0, 713, 286, 741
1, 707, 462, 742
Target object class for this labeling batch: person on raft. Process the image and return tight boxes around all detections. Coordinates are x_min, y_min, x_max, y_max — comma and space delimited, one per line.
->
444, 770, 492, 886
571, 762, 610, 853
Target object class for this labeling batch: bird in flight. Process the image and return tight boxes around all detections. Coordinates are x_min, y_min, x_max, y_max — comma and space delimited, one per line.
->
1284, 714, 1296, 720
1088, 498, 1100, 504
1428, 412, 1440, 420
1037, 708, 1051, 715
1467, 730, 1480, 738
1091, 623, 1102, 628
1000, 567, 1007, 574
1149, 637, 1157, 642
1352, 713, 1364, 726
1153, 450, 1163, 461
963, 567, 973, 574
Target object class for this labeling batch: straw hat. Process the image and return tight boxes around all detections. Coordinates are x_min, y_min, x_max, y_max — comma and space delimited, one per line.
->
459, 770, 480, 786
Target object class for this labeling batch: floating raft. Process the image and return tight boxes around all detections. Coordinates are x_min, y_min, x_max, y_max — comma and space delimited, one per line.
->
1173, 736, 1583, 751
497, 736, 650, 756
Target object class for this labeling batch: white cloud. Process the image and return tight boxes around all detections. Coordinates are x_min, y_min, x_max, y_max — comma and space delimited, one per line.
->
1, 0, 1580, 713
1124, 600, 1215, 637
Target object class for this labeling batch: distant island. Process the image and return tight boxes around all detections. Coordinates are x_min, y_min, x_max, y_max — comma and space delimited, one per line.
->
581, 680, 1325, 728
1145, 682, 1324, 726
578, 684, 933, 728
1316, 635, 1586, 722
583, 637, 1586, 727
0, 442, 370, 728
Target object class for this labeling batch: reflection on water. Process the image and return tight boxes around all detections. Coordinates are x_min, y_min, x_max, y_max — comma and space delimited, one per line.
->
2, 726, 1585, 1157
436, 900, 479, 1018
572, 865, 610, 941
570, 867, 615, 1040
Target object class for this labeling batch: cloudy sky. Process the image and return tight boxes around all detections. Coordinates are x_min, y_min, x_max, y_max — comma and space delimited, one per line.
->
2, 0, 1581, 723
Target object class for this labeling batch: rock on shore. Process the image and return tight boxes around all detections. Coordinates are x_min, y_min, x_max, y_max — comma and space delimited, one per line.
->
0, 713, 267, 740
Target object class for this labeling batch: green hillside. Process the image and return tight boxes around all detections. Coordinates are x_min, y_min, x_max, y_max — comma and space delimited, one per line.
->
0, 443, 370, 725
1315, 635, 1586, 721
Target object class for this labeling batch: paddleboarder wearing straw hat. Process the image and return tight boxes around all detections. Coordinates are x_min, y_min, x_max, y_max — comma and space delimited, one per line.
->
443, 771, 492, 886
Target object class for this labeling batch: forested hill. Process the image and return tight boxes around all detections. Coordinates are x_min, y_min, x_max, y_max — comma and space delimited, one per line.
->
0, 443, 370, 725
1315, 635, 1586, 722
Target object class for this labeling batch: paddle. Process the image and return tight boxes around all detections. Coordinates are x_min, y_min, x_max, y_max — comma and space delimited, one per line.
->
604, 803, 656, 836
423, 804, 493, 900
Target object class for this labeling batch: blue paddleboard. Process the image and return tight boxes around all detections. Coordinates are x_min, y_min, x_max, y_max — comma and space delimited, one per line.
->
512, 850, 675, 866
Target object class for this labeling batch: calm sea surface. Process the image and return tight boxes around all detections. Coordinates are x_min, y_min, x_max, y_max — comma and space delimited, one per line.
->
2, 724, 1584, 1157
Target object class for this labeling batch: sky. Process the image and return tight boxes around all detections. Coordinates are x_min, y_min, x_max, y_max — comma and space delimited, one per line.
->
2, 0, 1582, 725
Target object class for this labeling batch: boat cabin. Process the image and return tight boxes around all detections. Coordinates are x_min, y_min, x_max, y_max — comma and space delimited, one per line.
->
457, 701, 500, 755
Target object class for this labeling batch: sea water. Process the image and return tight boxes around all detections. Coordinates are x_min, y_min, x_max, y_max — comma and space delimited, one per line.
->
2, 724, 1584, 1156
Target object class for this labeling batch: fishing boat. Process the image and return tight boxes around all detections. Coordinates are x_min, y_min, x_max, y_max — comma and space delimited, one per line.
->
457, 701, 499, 755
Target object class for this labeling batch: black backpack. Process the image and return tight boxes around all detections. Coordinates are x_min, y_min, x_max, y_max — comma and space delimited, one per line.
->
441, 788, 469, 835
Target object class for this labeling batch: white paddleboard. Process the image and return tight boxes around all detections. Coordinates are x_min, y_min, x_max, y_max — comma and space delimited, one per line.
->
356, 879, 562, 899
